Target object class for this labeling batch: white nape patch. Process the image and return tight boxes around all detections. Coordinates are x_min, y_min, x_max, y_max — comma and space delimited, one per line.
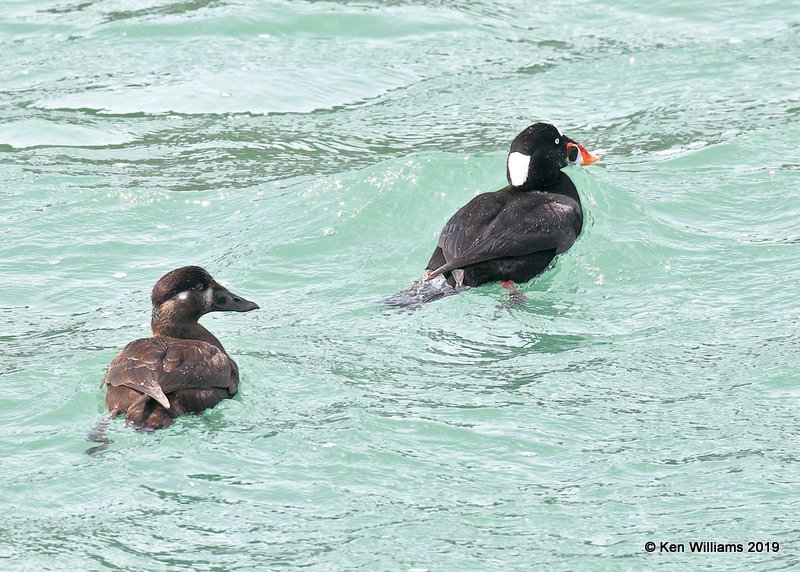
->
507, 152, 531, 186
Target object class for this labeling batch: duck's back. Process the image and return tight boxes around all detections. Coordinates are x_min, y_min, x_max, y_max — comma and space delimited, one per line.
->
427, 182, 583, 286
104, 337, 239, 429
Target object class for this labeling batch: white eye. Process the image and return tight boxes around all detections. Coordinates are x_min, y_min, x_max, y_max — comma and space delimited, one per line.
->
555, 138, 560, 145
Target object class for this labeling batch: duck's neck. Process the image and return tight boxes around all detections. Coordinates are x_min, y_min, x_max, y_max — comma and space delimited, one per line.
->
516, 172, 582, 205
151, 309, 226, 353
552, 172, 582, 205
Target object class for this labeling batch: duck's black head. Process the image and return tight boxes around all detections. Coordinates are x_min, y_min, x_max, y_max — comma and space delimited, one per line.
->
506, 123, 598, 189
151, 266, 258, 333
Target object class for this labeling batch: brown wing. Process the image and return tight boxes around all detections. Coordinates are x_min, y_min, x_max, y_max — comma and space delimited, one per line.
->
103, 338, 235, 409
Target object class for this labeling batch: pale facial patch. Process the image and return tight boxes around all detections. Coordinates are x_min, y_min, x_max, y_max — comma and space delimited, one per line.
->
176, 287, 212, 305
507, 152, 531, 186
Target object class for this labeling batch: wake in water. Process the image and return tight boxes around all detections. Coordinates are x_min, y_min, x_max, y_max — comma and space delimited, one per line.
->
491, 282, 530, 319
383, 275, 531, 317
382, 275, 470, 310
85, 414, 113, 455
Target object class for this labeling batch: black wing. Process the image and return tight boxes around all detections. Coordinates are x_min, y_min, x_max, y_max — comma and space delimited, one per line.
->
103, 338, 235, 409
427, 190, 581, 279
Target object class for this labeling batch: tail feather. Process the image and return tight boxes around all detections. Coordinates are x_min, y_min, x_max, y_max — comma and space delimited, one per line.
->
126, 394, 176, 430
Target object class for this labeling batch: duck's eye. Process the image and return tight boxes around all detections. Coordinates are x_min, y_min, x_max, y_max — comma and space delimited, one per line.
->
555, 138, 560, 145
193, 282, 205, 291
567, 145, 580, 163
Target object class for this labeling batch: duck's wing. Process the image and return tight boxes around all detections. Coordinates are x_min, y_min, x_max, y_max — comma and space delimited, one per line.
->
428, 194, 581, 280
103, 338, 234, 409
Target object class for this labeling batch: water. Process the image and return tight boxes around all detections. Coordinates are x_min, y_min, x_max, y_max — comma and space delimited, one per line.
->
2, 0, 799, 569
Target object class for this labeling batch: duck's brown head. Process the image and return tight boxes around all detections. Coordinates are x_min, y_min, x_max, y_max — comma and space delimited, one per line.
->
151, 266, 258, 334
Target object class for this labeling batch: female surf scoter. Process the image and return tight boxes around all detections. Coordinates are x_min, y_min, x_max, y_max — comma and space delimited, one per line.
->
424, 122, 598, 295
101, 266, 258, 430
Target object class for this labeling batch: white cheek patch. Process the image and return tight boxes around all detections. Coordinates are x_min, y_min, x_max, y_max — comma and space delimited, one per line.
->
508, 152, 531, 186
177, 291, 190, 301
204, 287, 213, 305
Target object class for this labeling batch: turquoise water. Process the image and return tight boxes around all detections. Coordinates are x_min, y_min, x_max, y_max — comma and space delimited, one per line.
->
2, 0, 799, 569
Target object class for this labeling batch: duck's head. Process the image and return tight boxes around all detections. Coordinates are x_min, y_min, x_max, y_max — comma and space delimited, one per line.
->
506, 123, 598, 189
151, 266, 259, 327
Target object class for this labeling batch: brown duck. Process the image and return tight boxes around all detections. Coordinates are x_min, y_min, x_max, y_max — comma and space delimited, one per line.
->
102, 266, 258, 430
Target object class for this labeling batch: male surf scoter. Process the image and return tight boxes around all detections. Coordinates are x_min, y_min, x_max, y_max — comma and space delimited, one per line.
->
101, 266, 258, 430
424, 122, 598, 295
